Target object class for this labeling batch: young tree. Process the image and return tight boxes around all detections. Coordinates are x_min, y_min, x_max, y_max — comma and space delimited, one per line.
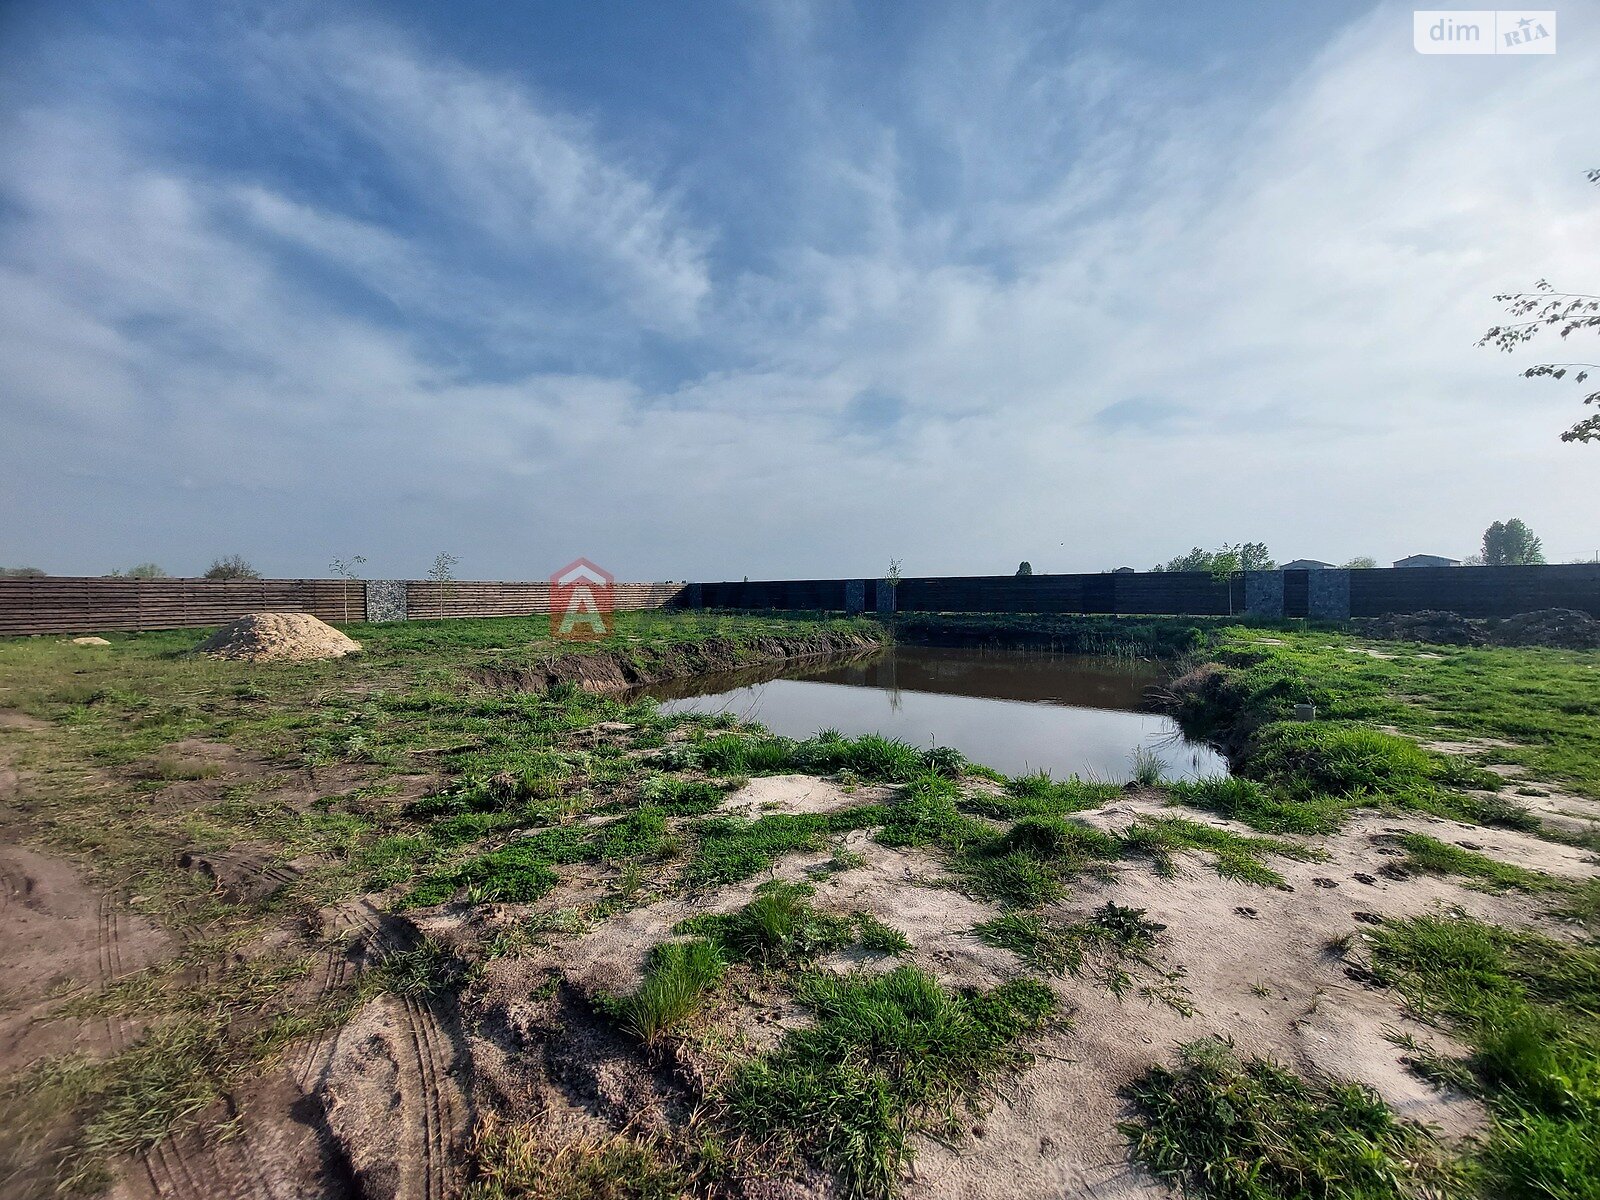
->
205, 554, 261, 580
1016, 561, 1033, 576
123, 563, 168, 579
1478, 169, 1599, 443
1341, 556, 1378, 569
427, 552, 460, 619
1209, 546, 1242, 615
1481, 519, 1545, 566
0, 566, 46, 578
330, 555, 368, 624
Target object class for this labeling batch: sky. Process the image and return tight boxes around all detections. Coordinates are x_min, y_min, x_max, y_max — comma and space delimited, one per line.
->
0, 0, 1595, 582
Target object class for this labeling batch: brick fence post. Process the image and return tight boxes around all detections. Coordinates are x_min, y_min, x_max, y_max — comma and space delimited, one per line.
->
1308, 569, 1351, 621
1244, 571, 1284, 619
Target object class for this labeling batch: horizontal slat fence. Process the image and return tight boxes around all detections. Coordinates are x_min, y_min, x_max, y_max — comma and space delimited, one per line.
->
0, 577, 684, 637
0, 578, 363, 637
6, 565, 1598, 637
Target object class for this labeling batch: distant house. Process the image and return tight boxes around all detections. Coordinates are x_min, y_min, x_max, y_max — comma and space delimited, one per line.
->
1112, 566, 1136, 573
1392, 554, 1459, 569
1280, 559, 1334, 571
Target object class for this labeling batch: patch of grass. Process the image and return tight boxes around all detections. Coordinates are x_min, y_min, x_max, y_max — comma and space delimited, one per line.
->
1120, 815, 1318, 887
1165, 775, 1348, 836
689, 805, 885, 887
1388, 833, 1558, 894
637, 774, 725, 815
693, 730, 933, 784
963, 770, 1120, 820
853, 912, 911, 955
598, 805, 674, 860
723, 966, 1055, 1199
1121, 1035, 1456, 1200
974, 903, 1190, 1010
677, 881, 856, 967
464, 1118, 695, 1200
601, 938, 727, 1047
1368, 914, 1600, 1199
373, 938, 466, 998
404, 826, 593, 906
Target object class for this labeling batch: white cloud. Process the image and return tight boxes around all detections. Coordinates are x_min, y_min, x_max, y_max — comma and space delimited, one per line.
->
0, 2, 1595, 580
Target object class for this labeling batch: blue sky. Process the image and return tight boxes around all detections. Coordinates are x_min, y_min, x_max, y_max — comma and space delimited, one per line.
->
1, 0, 1595, 580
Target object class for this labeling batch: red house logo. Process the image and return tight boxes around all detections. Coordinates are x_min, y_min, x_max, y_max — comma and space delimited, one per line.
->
550, 558, 614, 640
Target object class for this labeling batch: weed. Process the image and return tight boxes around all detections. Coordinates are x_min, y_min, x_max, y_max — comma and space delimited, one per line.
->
1119, 815, 1316, 886
688, 805, 884, 887
1121, 1036, 1456, 1200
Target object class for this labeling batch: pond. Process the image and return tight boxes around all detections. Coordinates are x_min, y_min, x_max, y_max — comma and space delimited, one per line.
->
642, 644, 1226, 783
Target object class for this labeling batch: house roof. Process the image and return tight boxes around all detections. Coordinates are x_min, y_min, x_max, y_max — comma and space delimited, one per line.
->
1392, 554, 1460, 567
1280, 559, 1334, 570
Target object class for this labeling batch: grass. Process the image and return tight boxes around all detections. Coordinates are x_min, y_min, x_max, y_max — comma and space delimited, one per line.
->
677, 881, 912, 967
1120, 1035, 1456, 1200
1173, 628, 1600, 803
465, 1115, 696, 1200
974, 902, 1192, 1011
1119, 815, 1320, 887
1387, 833, 1559, 894
723, 966, 1055, 1199
687, 805, 886, 887
601, 938, 727, 1047
1367, 914, 1600, 1199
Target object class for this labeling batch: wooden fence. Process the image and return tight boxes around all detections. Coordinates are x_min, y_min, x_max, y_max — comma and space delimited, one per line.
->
5, 564, 1597, 638
0, 577, 685, 637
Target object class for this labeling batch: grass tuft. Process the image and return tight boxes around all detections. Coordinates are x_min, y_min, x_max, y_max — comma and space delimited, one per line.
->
1121, 1036, 1456, 1200
601, 939, 726, 1047
724, 966, 1055, 1199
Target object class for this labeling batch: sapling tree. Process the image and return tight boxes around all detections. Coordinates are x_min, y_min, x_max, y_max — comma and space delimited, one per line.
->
1477, 169, 1599, 443
1209, 546, 1242, 615
330, 555, 368, 624
428, 552, 460, 619
1016, 561, 1033, 576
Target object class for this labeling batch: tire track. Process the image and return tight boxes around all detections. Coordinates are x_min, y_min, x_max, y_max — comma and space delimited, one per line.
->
301, 900, 465, 1200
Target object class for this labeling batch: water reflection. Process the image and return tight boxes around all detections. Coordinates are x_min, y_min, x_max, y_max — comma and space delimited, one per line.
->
641, 645, 1225, 783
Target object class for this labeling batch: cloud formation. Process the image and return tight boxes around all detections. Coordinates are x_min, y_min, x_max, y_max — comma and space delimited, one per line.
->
0, 2, 1595, 580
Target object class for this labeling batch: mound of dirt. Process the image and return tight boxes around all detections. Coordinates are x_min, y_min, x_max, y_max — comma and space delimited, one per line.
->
196, 612, 361, 662
1350, 610, 1486, 646
1489, 608, 1600, 650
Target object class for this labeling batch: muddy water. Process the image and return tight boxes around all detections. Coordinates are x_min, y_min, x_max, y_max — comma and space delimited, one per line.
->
644, 645, 1226, 782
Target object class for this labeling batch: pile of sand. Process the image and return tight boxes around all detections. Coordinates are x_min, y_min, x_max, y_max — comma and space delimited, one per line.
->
197, 612, 361, 663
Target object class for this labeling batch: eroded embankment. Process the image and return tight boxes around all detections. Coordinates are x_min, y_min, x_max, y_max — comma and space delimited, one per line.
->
470, 628, 884, 694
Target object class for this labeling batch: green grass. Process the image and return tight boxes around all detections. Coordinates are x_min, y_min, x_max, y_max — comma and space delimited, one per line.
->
1367, 914, 1600, 1199
687, 805, 886, 887
974, 903, 1192, 1011
1175, 629, 1600, 803
693, 729, 952, 784
1120, 1036, 1456, 1200
1119, 815, 1320, 887
601, 938, 727, 1047
676, 881, 856, 966
723, 966, 1055, 1199
1388, 833, 1559, 894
